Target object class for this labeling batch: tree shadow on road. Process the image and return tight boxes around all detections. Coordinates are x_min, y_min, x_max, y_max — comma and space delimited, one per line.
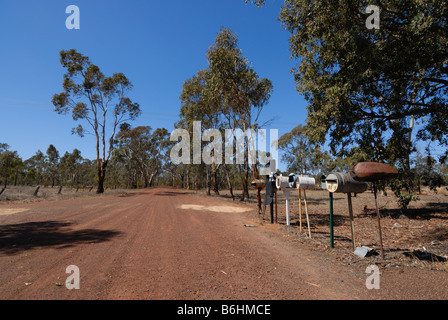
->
0, 221, 121, 256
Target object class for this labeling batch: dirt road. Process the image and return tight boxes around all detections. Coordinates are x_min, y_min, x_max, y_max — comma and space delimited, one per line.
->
0, 188, 446, 300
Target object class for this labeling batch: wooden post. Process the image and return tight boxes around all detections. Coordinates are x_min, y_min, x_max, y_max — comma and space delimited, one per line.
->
303, 190, 312, 239
257, 189, 262, 215
347, 193, 356, 251
285, 190, 291, 226
373, 183, 385, 259
298, 188, 303, 233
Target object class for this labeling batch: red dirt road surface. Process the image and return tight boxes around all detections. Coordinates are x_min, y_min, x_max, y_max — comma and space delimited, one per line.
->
0, 188, 446, 300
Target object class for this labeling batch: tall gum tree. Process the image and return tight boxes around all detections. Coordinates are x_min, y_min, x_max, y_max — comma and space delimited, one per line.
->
206, 28, 273, 200
52, 49, 141, 193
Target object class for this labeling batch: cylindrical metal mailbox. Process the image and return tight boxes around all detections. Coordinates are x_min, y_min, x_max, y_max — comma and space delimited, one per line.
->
297, 177, 316, 190
251, 179, 266, 190
276, 176, 290, 190
350, 162, 399, 182
325, 172, 368, 194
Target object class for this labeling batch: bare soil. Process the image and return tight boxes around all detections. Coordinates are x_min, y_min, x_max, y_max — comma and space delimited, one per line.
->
0, 187, 447, 300
196, 187, 448, 272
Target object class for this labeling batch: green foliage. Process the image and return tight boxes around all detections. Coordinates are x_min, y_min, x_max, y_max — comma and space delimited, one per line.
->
178, 27, 274, 198
278, 125, 330, 175
114, 125, 172, 188
206, 28, 273, 131
52, 49, 141, 193
0, 144, 21, 187
247, 0, 448, 209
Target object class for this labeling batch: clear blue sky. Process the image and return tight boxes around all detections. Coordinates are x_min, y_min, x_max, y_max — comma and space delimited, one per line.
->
0, 0, 307, 163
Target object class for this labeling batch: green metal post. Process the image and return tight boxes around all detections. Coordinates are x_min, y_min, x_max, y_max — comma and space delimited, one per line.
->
329, 192, 334, 248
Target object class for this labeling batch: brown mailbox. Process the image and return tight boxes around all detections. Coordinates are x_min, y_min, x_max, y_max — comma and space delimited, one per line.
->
350, 162, 398, 182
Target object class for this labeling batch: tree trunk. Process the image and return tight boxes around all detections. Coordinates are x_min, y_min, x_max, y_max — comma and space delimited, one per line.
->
186, 168, 190, 190
243, 163, 250, 200
206, 166, 211, 196
148, 169, 158, 188
237, 164, 247, 201
144, 177, 149, 188
97, 160, 108, 194
212, 163, 219, 195
224, 165, 235, 200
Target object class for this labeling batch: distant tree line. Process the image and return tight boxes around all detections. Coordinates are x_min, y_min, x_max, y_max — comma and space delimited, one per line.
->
0, 125, 173, 191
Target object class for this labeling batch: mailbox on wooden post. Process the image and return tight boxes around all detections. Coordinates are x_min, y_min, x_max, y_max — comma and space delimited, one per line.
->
292, 175, 315, 238
251, 179, 266, 215
350, 162, 399, 259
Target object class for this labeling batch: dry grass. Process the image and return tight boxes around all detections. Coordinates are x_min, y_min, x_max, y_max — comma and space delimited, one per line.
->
0, 185, 129, 204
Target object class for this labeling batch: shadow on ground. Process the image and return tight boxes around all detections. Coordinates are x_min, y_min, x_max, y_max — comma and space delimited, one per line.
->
0, 221, 121, 256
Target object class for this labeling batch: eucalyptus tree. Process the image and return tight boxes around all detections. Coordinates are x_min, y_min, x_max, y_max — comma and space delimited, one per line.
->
59, 149, 84, 187
46, 144, 60, 187
0, 144, 21, 189
179, 68, 225, 195
52, 49, 141, 193
115, 125, 171, 188
247, 0, 448, 208
206, 28, 273, 199
278, 125, 331, 176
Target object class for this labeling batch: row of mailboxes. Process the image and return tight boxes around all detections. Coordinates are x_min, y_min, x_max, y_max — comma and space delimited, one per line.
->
258, 171, 376, 194
275, 174, 316, 190
251, 162, 398, 258
253, 162, 398, 193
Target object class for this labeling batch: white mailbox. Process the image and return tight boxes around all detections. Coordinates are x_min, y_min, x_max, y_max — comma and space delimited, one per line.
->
276, 176, 290, 190
296, 176, 316, 190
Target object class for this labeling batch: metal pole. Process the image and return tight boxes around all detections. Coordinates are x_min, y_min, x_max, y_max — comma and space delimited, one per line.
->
275, 189, 278, 224
373, 183, 385, 259
270, 202, 274, 224
330, 192, 334, 248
